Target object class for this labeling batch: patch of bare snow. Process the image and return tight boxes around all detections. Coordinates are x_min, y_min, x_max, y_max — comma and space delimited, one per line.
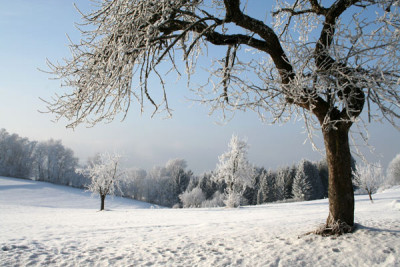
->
1, 176, 399, 266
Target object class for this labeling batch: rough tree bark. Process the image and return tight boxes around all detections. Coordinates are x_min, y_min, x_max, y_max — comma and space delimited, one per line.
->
321, 125, 355, 234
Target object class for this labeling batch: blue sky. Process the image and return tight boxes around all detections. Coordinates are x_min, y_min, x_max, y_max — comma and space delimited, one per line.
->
0, 0, 399, 174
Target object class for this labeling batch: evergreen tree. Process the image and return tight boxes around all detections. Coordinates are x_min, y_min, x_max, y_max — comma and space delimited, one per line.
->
275, 166, 294, 200
292, 165, 312, 201
317, 159, 329, 198
257, 169, 277, 204
243, 167, 263, 205
293, 159, 323, 201
199, 172, 220, 200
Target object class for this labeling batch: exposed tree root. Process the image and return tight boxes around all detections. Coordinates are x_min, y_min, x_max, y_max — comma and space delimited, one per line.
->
314, 221, 354, 236
299, 221, 355, 238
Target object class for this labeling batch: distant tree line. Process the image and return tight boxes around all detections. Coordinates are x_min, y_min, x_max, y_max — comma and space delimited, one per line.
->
121, 136, 333, 208
175, 158, 330, 208
172, 136, 332, 208
1, 129, 399, 208
0, 129, 88, 187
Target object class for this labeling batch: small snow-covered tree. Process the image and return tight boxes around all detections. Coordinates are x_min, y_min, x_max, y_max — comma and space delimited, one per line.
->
213, 135, 255, 207
81, 152, 123, 211
353, 162, 384, 203
387, 154, 400, 186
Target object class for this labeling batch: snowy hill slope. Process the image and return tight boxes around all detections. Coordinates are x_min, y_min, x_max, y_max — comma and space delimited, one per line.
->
0, 176, 157, 210
1, 177, 399, 266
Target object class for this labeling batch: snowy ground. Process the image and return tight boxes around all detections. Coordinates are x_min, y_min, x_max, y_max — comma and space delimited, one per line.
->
1, 177, 399, 267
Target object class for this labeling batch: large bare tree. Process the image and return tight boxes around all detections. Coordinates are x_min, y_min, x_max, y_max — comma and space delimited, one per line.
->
45, 0, 400, 235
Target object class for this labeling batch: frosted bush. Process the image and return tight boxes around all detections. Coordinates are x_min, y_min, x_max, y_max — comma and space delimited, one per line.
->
179, 187, 206, 208
172, 203, 181, 209
201, 191, 225, 208
223, 190, 247, 208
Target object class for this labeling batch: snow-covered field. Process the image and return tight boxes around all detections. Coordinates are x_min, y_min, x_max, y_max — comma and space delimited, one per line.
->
1, 177, 399, 266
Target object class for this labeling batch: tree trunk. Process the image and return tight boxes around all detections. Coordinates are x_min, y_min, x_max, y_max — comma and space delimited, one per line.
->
320, 125, 355, 235
100, 195, 106, 211
367, 190, 374, 203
